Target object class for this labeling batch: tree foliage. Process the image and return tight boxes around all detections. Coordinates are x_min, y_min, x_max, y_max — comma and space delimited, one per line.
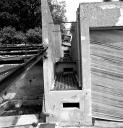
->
0, 26, 42, 46
0, 26, 26, 46
48, 0, 66, 24
48, 0, 66, 33
26, 27, 42, 44
0, 0, 41, 31
0, 0, 66, 32
0, 0, 66, 45
0, 26, 16, 45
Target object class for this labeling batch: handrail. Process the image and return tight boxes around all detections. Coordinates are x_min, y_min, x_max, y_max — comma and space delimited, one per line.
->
0, 46, 43, 51
0, 50, 40, 55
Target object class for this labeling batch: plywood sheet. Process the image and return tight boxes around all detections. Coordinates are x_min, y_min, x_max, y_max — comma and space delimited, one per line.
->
90, 30, 123, 121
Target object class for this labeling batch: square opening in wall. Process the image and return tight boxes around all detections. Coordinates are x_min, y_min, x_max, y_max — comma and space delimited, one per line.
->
63, 102, 80, 108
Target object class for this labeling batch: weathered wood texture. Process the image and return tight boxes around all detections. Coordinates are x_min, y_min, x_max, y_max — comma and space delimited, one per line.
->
0, 45, 43, 51
0, 114, 39, 128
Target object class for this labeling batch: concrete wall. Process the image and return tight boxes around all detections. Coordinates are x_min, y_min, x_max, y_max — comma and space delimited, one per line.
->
41, 0, 62, 113
55, 63, 76, 73
71, 23, 78, 61
78, 1, 123, 124
54, 25, 62, 61
1, 62, 43, 105
71, 9, 82, 87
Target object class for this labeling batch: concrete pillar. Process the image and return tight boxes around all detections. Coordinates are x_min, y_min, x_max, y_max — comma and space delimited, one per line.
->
54, 25, 62, 61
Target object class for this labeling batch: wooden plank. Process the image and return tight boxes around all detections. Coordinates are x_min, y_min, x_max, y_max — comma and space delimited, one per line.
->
0, 50, 39, 55
0, 60, 25, 64
0, 114, 39, 128
0, 45, 42, 48
0, 46, 43, 51
0, 101, 10, 116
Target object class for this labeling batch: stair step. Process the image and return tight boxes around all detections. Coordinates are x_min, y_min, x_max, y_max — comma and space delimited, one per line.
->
54, 72, 80, 90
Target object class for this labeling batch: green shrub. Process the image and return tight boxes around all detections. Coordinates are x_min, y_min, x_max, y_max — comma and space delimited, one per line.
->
0, 26, 16, 45
13, 31, 26, 45
0, 26, 42, 46
26, 27, 42, 45
0, 26, 27, 46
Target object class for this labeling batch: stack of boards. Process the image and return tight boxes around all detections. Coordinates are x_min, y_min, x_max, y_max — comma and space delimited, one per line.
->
90, 30, 123, 121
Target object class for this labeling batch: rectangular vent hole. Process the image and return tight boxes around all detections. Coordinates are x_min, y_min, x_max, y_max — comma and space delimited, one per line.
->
63, 68, 73, 72
63, 103, 80, 108
64, 50, 69, 53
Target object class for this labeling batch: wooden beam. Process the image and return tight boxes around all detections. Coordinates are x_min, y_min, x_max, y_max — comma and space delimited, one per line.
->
0, 50, 39, 55
0, 60, 25, 64
0, 101, 10, 116
0, 114, 39, 128
0, 46, 43, 51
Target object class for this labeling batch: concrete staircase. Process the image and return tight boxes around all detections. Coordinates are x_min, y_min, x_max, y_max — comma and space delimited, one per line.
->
54, 50, 80, 91
46, 49, 84, 124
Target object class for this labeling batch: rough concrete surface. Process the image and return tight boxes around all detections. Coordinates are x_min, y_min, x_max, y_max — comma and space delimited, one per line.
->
1, 62, 43, 105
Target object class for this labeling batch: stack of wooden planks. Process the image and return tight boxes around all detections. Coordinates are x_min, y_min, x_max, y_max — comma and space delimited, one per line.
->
90, 30, 123, 121
0, 45, 43, 64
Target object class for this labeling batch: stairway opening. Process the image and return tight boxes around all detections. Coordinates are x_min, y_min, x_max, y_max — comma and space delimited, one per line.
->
53, 43, 81, 91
